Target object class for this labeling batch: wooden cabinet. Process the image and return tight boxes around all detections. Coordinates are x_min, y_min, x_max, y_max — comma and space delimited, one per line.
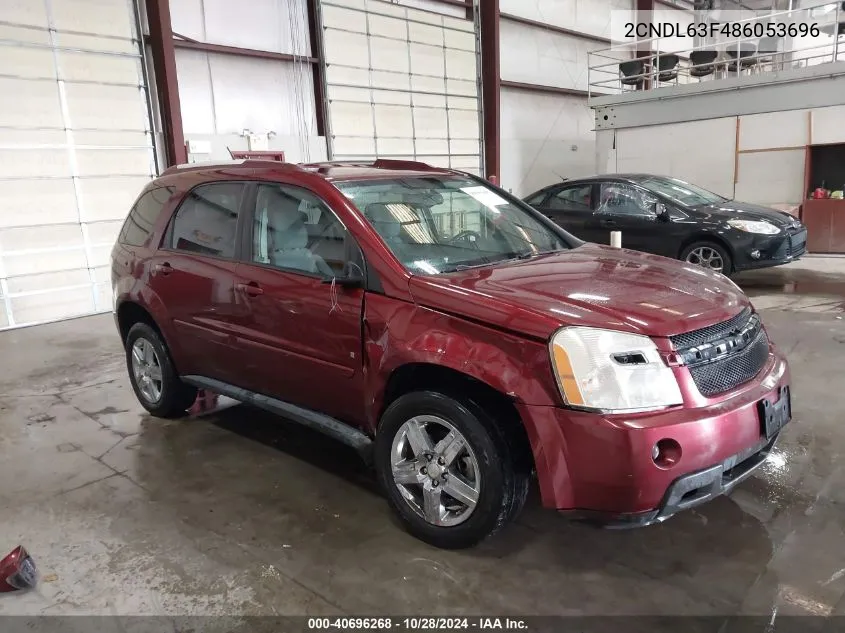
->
802, 199, 845, 254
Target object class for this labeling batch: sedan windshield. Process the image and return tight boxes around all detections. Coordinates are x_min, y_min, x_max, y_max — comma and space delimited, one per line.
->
335, 176, 570, 275
641, 176, 727, 207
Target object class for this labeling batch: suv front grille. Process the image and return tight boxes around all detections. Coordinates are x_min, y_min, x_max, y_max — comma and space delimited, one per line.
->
669, 307, 752, 349
670, 308, 770, 397
687, 329, 770, 397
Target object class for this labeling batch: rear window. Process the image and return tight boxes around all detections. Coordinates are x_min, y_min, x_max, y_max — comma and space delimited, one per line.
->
119, 187, 174, 247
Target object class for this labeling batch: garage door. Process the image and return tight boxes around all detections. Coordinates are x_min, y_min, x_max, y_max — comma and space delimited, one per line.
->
0, 0, 156, 329
320, 0, 482, 174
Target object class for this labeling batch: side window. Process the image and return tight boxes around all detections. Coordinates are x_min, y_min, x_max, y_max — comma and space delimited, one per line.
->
170, 183, 243, 258
597, 183, 657, 217
119, 186, 175, 247
524, 191, 548, 206
252, 184, 348, 277
548, 184, 593, 211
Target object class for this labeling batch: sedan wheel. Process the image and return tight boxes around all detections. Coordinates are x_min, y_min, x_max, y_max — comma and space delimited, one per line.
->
390, 415, 481, 527
131, 337, 163, 403
685, 245, 725, 273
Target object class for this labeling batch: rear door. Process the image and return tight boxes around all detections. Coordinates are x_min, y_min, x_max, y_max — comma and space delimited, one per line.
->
231, 182, 367, 426
534, 183, 601, 242
148, 182, 246, 382
594, 181, 666, 254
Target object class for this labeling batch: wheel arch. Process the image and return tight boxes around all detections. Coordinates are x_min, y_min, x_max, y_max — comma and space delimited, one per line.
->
378, 362, 535, 474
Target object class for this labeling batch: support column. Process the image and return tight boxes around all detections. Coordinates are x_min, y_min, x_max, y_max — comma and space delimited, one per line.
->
145, 0, 187, 166
479, 0, 500, 183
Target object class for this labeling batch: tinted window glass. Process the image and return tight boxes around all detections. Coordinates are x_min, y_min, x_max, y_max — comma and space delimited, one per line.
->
119, 187, 174, 247
170, 183, 243, 258
548, 184, 592, 211
597, 183, 657, 217
524, 191, 548, 206
335, 176, 569, 275
252, 184, 348, 277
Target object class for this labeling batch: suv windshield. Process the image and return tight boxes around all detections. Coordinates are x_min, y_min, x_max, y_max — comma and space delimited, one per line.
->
335, 176, 570, 274
640, 177, 727, 207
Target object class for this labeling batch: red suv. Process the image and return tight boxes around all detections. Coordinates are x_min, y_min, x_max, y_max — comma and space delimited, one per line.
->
111, 159, 792, 549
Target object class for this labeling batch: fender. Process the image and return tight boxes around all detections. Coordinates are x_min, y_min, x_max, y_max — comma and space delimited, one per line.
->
362, 293, 561, 430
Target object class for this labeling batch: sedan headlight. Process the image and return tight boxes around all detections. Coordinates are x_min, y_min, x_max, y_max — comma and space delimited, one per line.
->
727, 219, 780, 235
550, 327, 683, 412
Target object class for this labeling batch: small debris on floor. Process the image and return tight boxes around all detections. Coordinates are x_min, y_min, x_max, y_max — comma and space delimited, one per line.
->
42, 573, 58, 583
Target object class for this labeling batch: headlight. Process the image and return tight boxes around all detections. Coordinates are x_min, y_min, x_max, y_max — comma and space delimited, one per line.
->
727, 219, 779, 235
550, 327, 683, 412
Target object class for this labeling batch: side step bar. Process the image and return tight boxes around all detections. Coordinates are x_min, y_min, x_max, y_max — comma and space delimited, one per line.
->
182, 375, 373, 458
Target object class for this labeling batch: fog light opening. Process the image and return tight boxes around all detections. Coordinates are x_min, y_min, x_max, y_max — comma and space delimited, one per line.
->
750, 250, 761, 260
653, 439, 682, 469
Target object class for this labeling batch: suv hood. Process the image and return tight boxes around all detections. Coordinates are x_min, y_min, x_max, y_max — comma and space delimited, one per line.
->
408, 244, 750, 341
694, 200, 799, 228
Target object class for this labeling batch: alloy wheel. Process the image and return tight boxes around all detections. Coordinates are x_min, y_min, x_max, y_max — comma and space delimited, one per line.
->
686, 246, 724, 273
130, 337, 163, 403
390, 415, 481, 527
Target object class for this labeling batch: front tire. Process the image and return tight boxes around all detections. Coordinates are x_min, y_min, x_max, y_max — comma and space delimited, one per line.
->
680, 240, 733, 275
375, 391, 529, 549
125, 323, 197, 418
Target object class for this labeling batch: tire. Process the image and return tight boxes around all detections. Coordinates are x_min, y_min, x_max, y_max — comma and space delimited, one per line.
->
680, 240, 733, 275
375, 391, 530, 549
125, 322, 197, 418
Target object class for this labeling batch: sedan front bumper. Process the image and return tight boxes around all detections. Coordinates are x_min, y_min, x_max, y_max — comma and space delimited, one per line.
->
733, 227, 807, 271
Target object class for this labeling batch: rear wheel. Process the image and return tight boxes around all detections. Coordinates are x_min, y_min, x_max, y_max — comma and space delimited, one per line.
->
375, 391, 529, 549
680, 241, 732, 275
125, 323, 196, 418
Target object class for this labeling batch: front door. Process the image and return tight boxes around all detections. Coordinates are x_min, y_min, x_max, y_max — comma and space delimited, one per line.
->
149, 181, 246, 383
535, 183, 601, 242
593, 181, 664, 254
232, 182, 367, 426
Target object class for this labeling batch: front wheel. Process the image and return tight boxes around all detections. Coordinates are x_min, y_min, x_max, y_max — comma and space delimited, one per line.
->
680, 241, 732, 275
375, 391, 529, 549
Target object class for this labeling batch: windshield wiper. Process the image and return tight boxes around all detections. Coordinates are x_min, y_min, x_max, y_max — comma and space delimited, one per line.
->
514, 249, 561, 260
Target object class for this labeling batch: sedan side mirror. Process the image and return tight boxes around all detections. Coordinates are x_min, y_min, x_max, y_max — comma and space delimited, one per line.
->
653, 202, 670, 222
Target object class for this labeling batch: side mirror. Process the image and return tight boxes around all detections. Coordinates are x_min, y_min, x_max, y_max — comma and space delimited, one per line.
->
321, 262, 365, 289
653, 202, 670, 221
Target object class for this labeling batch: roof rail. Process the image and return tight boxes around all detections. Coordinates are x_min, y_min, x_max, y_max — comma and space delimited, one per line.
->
301, 159, 438, 172
160, 159, 305, 177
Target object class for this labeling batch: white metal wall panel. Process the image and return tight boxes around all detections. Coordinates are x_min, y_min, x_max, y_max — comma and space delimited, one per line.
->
735, 149, 805, 207
499, 0, 634, 41
321, 0, 481, 173
500, 88, 596, 196
0, 0, 155, 329
500, 21, 613, 92
739, 110, 810, 151
615, 117, 737, 198
170, 0, 312, 56
811, 106, 845, 145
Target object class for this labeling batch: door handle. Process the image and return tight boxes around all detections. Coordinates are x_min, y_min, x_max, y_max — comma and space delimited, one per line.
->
600, 218, 617, 227
154, 262, 173, 276
236, 281, 264, 297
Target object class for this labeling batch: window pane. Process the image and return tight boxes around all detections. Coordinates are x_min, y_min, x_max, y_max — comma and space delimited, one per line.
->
524, 191, 547, 205
120, 186, 174, 247
252, 184, 346, 277
171, 183, 243, 258
548, 185, 592, 211
597, 183, 656, 216
335, 177, 569, 275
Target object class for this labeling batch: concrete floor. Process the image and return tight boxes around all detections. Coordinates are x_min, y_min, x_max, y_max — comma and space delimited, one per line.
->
1, 257, 844, 623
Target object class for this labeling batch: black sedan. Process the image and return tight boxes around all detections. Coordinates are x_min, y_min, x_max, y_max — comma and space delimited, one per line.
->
524, 174, 807, 275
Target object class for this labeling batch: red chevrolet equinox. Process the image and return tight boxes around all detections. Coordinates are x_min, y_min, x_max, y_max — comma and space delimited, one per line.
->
111, 159, 792, 549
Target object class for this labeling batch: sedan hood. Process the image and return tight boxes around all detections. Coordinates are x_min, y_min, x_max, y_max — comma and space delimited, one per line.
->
408, 244, 750, 341
695, 200, 799, 228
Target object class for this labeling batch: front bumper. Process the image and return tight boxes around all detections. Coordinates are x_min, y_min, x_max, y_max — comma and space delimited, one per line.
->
733, 227, 807, 271
517, 346, 790, 522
